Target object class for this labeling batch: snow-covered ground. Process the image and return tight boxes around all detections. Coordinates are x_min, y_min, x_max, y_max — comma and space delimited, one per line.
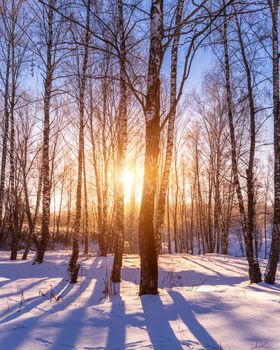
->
0, 251, 280, 350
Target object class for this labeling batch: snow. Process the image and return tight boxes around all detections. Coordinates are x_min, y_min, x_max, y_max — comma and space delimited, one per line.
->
0, 251, 280, 350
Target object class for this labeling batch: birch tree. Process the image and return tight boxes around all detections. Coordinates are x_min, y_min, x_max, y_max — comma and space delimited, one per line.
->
223, 5, 262, 283
68, 0, 91, 283
111, 0, 128, 283
138, 0, 163, 295
155, 0, 184, 256
265, 0, 280, 284
34, 0, 66, 263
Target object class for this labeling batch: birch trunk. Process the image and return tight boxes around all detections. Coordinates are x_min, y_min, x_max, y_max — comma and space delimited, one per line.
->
155, 0, 184, 255
101, 79, 109, 256
111, 0, 128, 283
89, 107, 105, 255
139, 0, 163, 295
22, 167, 42, 260
223, 8, 261, 283
0, 43, 10, 235
68, 0, 90, 283
265, 0, 280, 284
235, 11, 259, 265
83, 155, 89, 255
34, 0, 55, 263
10, 12, 19, 260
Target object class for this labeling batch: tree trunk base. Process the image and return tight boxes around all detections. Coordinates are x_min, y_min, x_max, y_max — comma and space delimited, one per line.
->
10, 251, 17, 260
264, 263, 278, 284
139, 286, 158, 296
68, 262, 80, 283
111, 265, 121, 283
139, 273, 158, 295
249, 263, 262, 284
264, 274, 275, 284
99, 252, 107, 257
22, 249, 29, 260
34, 247, 46, 264
10, 238, 18, 260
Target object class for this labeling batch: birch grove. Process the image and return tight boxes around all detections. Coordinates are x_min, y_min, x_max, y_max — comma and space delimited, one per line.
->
0, 0, 279, 295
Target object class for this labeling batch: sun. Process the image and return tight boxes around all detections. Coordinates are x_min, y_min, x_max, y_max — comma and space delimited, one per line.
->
121, 168, 142, 205
121, 169, 133, 204
121, 169, 133, 187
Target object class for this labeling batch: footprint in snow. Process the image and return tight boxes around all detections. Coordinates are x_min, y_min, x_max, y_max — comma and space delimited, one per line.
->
9, 325, 25, 332
34, 338, 53, 346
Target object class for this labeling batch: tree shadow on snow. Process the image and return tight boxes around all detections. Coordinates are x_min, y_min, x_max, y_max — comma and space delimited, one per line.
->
201, 258, 248, 276
182, 256, 247, 279
0, 259, 64, 280
158, 269, 248, 290
141, 295, 184, 350
0, 278, 70, 325
0, 256, 108, 350
121, 260, 248, 290
0, 278, 51, 320
248, 282, 280, 295
168, 290, 222, 350
47, 256, 113, 350
106, 298, 125, 350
